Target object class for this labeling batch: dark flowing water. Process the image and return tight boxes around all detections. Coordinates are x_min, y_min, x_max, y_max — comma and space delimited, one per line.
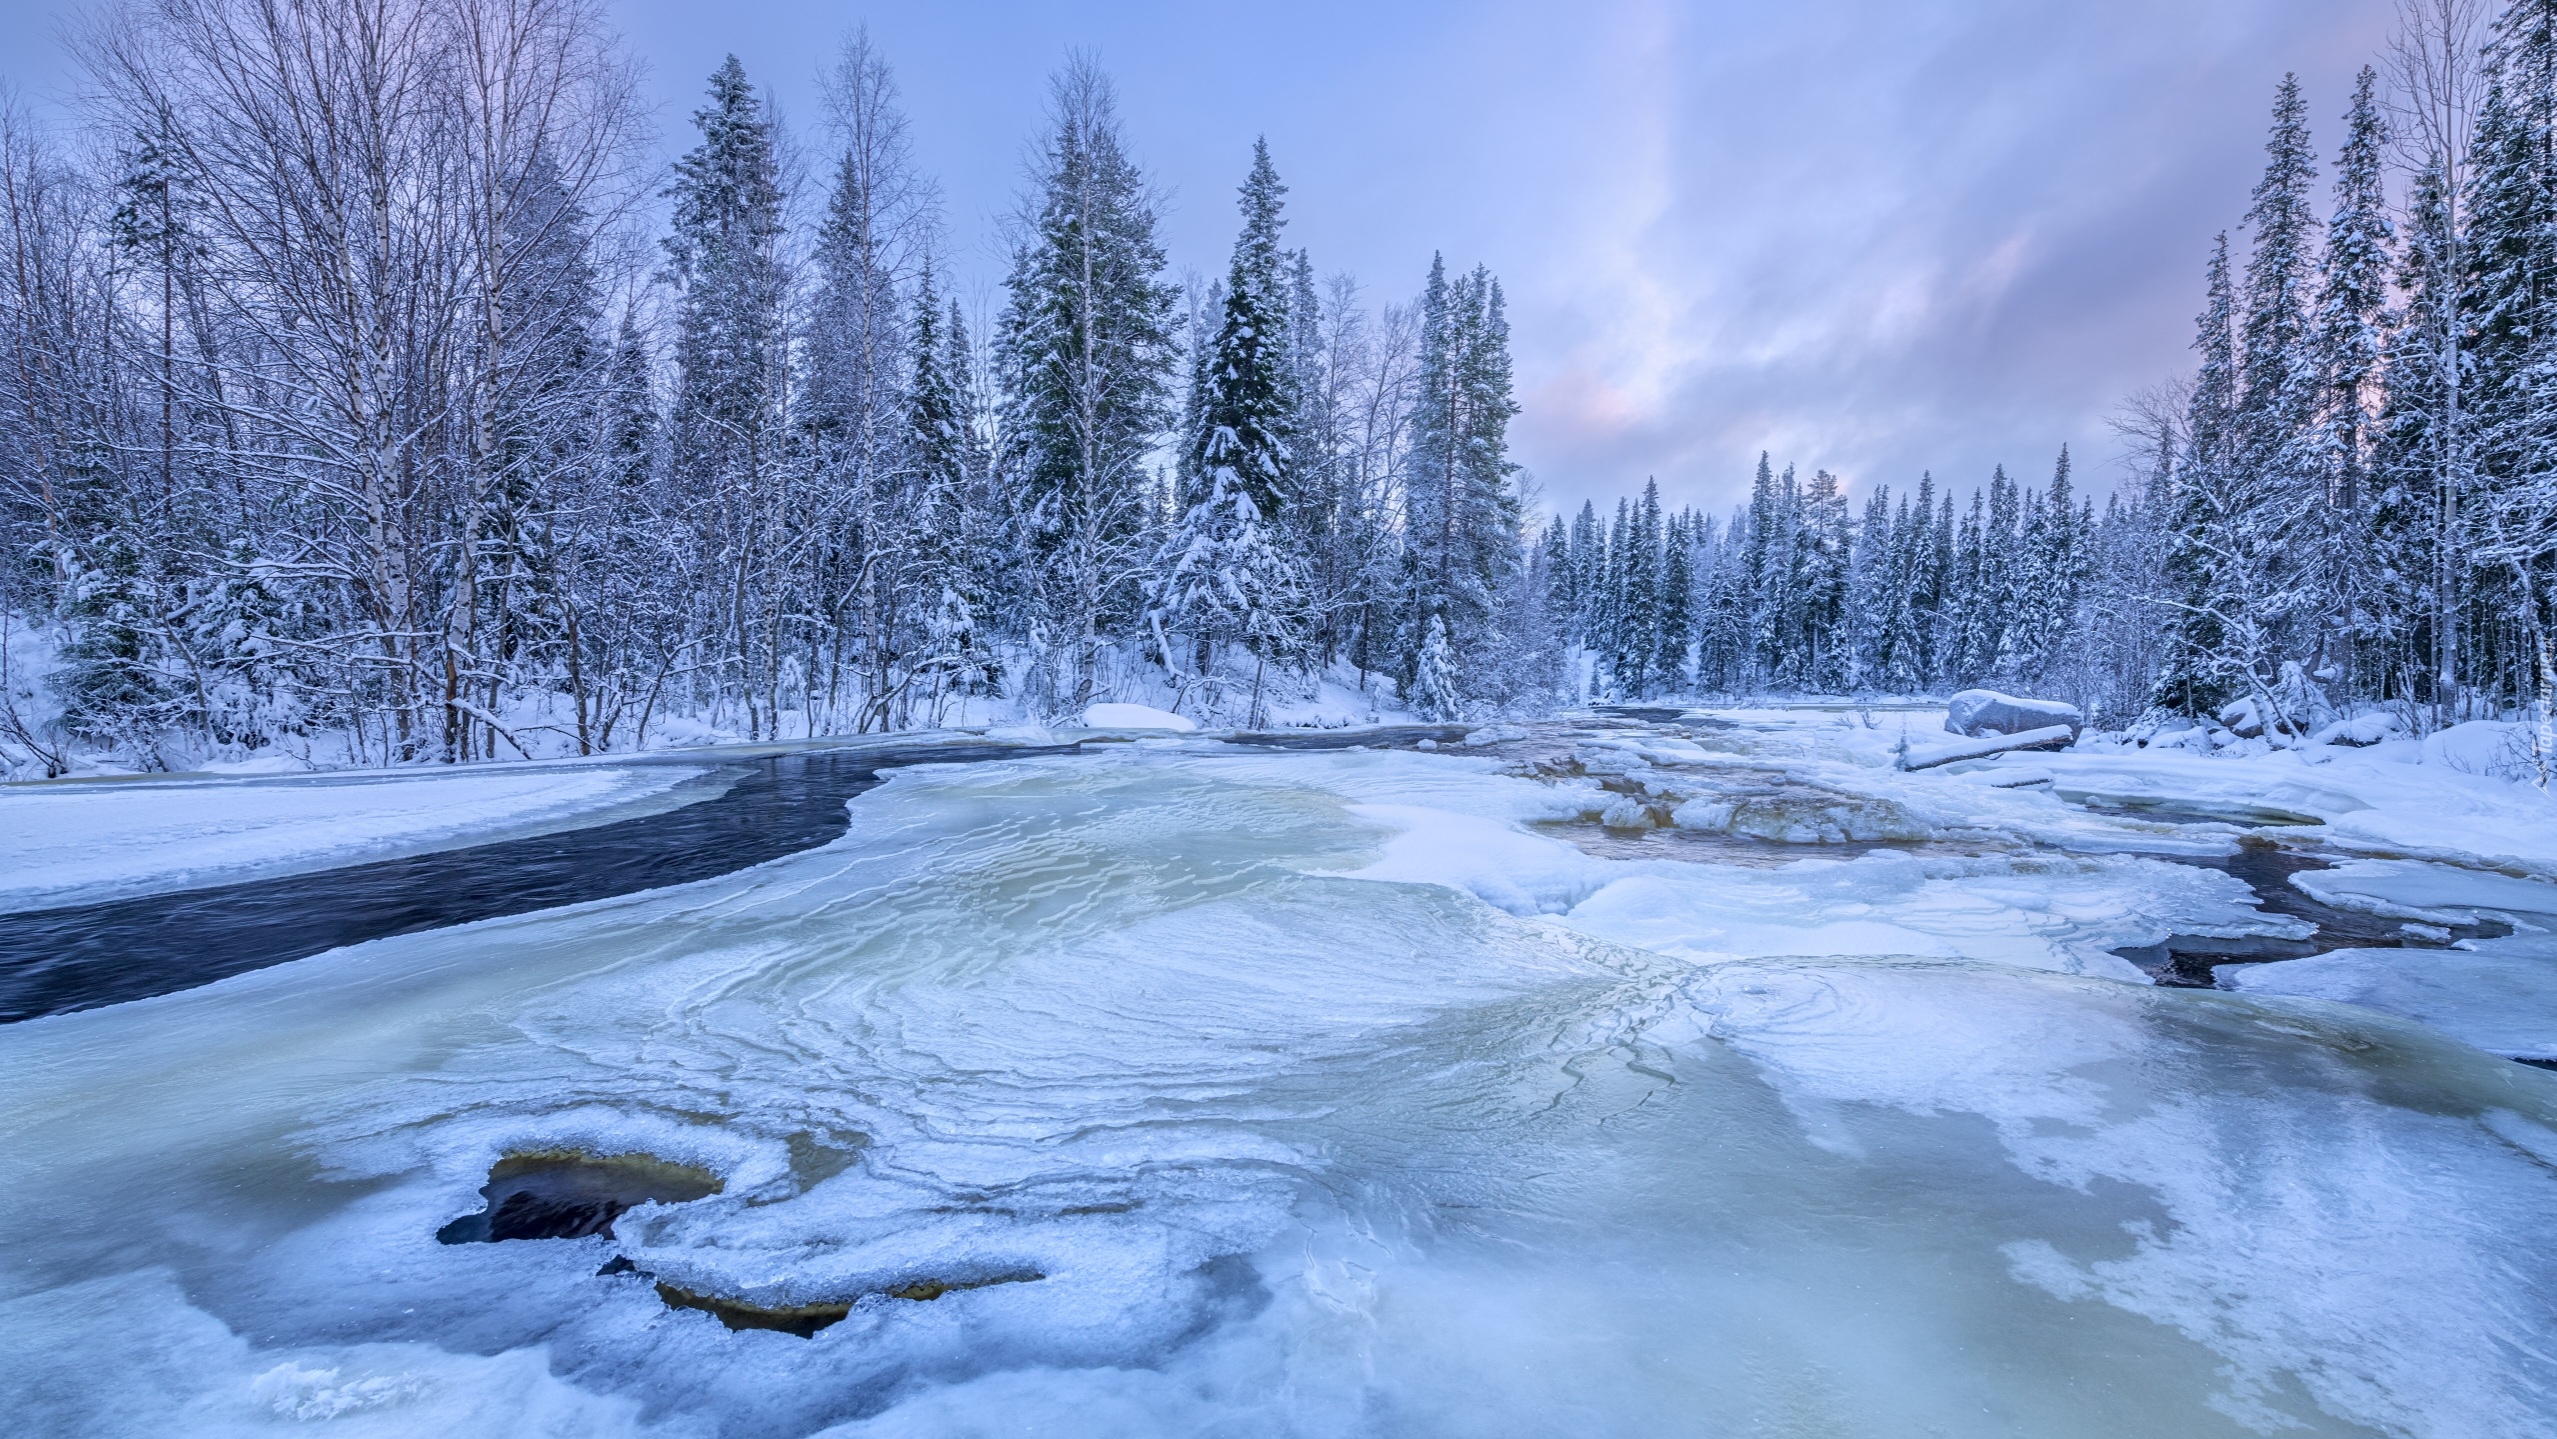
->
2104, 845, 2503, 986
0, 743, 1075, 1023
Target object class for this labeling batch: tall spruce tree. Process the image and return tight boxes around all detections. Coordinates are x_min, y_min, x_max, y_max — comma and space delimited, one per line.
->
664, 56, 789, 736
997, 58, 1178, 711
2158, 233, 2240, 714
1653, 505, 1695, 693
1401, 255, 1523, 699
2313, 67, 2394, 685
1149, 140, 1312, 705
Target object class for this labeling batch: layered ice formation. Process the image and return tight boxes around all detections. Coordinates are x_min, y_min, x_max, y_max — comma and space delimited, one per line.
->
3, 727, 2554, 1437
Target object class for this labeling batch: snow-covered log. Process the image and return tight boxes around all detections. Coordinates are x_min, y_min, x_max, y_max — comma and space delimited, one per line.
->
1945, 690, 2083, 741
1902, 724, 2075, 771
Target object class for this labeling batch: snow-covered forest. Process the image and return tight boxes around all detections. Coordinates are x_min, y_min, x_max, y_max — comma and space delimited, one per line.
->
4, 0, 2557, 776
1559, 11, 2557, 744
0, 2, 1543, 773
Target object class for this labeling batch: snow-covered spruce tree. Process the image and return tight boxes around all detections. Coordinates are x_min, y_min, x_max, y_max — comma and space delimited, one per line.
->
2464, 5, 2557, 717
1981, 465, 2024, 679
1147, 436, 1312, 722
2014, 446, 2091, 684
582, 310, 693, 751
1592, 497, 1629, 686
1847, 483, 1895, 691
1148, 138, 1310, 719
1610, 481, 1663, 695
1795, 468, 1851, 691
1172, 276, 1222, 516
665, 56, 790, 738
2156, 233, 2240, 715
1943, 481, 1991, 685
1878, 476, 1940, 692
906, 270, 1006, 721
1653, 505, 1696, 694
2444, 79, 2535, 719
1400, 255, 1523, 709
1540, 514, 1584, 697
1280, 250, 1350, 660
2373, 160, 2460, 709
1698, 507, 1753, 693
997, 58, 1178, 714
1740, 453, 1788, 688
2153, 75, 2324, 733
2219, 73, 2323, 720
1411, 613, 1461, 720
1565, 500, 1601, 648
2310, 66, 2393, 697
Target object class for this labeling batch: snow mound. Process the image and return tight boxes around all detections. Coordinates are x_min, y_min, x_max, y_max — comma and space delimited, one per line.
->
2310, 711, 2402, 747
1081, 703, 1199, 733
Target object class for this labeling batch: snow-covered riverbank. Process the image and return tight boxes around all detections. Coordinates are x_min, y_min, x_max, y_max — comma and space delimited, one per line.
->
3, 708, 2554, 1437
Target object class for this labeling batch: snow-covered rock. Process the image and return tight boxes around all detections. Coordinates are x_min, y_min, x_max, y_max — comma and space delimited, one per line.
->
1945, 690, 2082, 741
1081, 703, 1200, 733
2309, 710, 2402, 747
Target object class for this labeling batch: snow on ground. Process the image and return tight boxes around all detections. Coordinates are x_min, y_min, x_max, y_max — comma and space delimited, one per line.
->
2053, 723, 2557, 877
1079, 702, 1197, 732
4, 712, 2557, 1436
0, 759, 727, 913
1664, 699, 2557, 876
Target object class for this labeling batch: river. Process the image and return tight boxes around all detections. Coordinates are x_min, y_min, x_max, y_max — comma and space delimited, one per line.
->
1, 717, 2551, 1437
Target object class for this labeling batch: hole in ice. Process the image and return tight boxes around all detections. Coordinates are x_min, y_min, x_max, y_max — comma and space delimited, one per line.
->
2116, 846, 2515, 987
434, 1151, 722, 1245
645, 1270, 1045, 1337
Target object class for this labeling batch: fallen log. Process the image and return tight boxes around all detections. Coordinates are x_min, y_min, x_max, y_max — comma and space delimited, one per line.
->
1900, 724, 2075, 772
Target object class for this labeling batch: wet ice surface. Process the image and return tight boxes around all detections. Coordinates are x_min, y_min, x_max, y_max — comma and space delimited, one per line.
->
4, 722, 2557, 1437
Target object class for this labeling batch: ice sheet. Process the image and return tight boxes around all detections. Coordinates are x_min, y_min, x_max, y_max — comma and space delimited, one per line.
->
2287, 857, 2557, 926
4, 736, 2555, 1438
2222, 936, 2557, 1060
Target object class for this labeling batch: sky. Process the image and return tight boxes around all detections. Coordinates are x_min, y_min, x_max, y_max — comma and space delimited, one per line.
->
0, 0, 2401, 517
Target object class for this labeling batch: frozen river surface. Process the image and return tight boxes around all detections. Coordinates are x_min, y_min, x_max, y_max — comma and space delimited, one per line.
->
4, 720, 2557, 1437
